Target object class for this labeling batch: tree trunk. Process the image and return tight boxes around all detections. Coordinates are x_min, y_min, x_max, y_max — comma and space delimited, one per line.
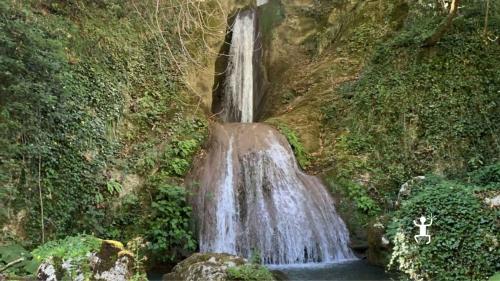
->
423, 0, 460, 47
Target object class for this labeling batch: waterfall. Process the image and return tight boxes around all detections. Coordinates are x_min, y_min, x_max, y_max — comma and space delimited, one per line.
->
222, 10, 256, 123
192, 8, 355, 265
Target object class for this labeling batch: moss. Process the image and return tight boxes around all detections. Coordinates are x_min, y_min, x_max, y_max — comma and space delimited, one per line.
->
102, 240, 124, 251
227, 264, 275, 281
118, 250, 134, 259
95, 240, 131, 274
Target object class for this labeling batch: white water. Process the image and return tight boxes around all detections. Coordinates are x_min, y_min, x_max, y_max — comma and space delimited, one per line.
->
194, 124, 356, 264
194, 8, 356, 265
211, 137, 237, 253
222, 10, 255, 123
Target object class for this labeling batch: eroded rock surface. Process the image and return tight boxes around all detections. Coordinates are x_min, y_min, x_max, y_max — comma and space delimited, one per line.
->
163, 253, 247, 281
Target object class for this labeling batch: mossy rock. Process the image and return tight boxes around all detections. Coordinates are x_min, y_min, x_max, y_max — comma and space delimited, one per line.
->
163, 253, 250, 281
35, 238, 142, 281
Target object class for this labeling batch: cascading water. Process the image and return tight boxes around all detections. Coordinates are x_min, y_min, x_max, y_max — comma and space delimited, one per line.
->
222, 9, 257, 123
191, 8, 355, 265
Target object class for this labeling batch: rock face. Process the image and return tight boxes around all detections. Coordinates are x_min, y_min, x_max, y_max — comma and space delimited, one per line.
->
163, 253, 247, 281
36, 240, 138, 281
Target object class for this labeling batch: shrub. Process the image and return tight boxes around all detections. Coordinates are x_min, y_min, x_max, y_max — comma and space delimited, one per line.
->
227, 264, 275, 281
387, 178, 499, 281
31, 235, 102, 278
145, 183, 196, 262
0, 243, 39, 277
31, 235, 102, 263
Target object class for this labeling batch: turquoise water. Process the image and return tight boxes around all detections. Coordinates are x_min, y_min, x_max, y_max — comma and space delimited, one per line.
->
271, 260, 399, 281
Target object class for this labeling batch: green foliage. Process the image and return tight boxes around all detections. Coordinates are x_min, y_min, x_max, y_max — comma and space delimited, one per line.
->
273, 123, 311, 169
468, 163, 500, 187
227, 264, 275, 281
31, 235, 102, 262
145, 183, 196, 262
0, 1, 124, 244
330, 179, 380, 216
106, 179, 123, 195
0, 0, 208, 257
387, 177, 499, 281
489, 273, 500, 281
126, 237, 149, 281
322, 0, 500, 202
249, 250, 262, 265
0, 243, 39, 276
30, 235, 102, 279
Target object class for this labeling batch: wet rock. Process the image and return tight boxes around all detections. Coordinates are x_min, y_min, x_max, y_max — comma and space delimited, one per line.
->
36, 240, 140, 281
163, 253, 247, 281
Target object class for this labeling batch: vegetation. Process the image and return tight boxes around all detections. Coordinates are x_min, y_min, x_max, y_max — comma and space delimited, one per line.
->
31, 235, 102, 263
387, 173, 499, 281
0, 243, 38, 277
0, 0, 498, 280
145, 183, 196, 262
227, 264, 275, 281
267, 121, 311, 169
0, 0, 209, 267
322, 0, 499, 198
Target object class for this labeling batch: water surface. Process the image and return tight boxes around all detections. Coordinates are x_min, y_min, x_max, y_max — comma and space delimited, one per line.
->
272, 260, 398, 281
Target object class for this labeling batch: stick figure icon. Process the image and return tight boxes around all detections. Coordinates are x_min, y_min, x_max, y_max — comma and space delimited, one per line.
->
414, 215, 433, 244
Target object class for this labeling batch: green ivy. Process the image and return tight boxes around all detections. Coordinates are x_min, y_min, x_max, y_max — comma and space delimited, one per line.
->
0, 0, 209, 260
387, 177, 499, 281
321, 0, 500, 207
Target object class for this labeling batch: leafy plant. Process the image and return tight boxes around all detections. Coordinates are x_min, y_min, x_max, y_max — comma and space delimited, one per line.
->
272, 123, 311, 169
342, 180, 380, 216
227, 264, 275, 281
0, 243, 39, 277
31, 235, 102, 262
31, 235, 102, 278
145, 183, 196, 262
387, 177, 499, 281
106, 179, 123, 195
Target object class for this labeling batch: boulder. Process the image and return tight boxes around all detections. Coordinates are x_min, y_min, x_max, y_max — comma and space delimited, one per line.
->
36, 240, 140, 281
163, 253, 247, 281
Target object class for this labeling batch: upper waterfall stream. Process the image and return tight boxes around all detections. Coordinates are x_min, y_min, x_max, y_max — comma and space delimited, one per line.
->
221, 9, 257, 123
191, 8, 355, 265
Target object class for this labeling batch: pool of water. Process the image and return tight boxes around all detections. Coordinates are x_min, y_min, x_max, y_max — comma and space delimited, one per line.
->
271, 260, 399, 281
149, 260, 399, 281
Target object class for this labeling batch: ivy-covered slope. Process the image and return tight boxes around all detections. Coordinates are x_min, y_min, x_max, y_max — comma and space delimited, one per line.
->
265, 0, 499, 208
323, 0, 500, 197
0, 0, 207, 261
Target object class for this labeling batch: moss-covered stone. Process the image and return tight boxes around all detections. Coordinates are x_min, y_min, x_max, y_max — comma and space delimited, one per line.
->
163, 253, 252, 281
35, 238, 143, 281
